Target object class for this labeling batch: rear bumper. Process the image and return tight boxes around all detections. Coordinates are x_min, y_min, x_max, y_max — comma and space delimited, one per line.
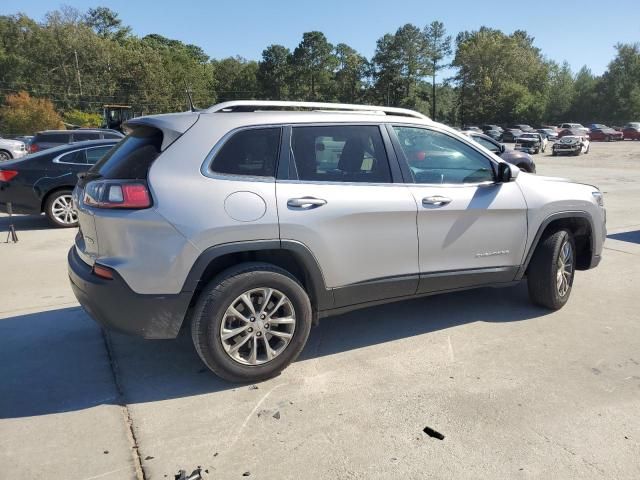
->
68, 246, 191, 339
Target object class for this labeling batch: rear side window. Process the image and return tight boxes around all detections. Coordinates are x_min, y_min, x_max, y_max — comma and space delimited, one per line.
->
290, 125, 391, 183
73, 132, 100, 141
92, 126, 162, 179
210, 128, 281, 177
103, 132, 123, 139
57, 150, 86, 164
39, 133, 70, 143
85, 146, 113, 165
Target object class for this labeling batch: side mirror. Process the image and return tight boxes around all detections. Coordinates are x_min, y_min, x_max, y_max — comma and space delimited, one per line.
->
499, 144, 506, 153
497, 162, 519, 182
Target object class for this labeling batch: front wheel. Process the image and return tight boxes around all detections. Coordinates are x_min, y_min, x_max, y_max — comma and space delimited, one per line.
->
45, 189, 78, 227
191, 263, 312, 382
0, 150, 12, 162
527, 229, 576, 310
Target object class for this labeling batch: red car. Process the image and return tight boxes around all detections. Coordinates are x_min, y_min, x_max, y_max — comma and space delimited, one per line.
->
622, 122, 640, 140
589, 128, 624, 141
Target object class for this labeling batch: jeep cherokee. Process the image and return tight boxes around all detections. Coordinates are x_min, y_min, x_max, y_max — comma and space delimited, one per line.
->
68, 101, 606, 382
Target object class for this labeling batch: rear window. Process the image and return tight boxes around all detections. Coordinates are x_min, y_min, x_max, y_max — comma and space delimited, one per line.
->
210, 128, 281, 177
91, 126, 162, 179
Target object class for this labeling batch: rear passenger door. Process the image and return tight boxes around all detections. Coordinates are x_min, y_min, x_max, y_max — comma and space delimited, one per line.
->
276, 124, 419, 307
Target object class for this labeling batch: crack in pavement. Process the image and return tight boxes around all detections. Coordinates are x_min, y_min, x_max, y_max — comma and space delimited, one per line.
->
102, 329, 147, 480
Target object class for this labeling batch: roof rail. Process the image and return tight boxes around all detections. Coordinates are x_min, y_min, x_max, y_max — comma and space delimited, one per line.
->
205, 100, 429, 120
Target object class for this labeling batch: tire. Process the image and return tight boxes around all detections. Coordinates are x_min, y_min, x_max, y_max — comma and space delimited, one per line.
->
606, 135, 612, 142
517, 163, 530, 173
44, 189, 78, 227
552, 150, 557, 156
0, 150, 12, 161
527, 229, 576, 310
191, 262, 312, 382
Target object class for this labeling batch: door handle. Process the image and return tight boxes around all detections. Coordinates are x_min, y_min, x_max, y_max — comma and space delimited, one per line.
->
287, 197, 327, 209
422, 195, 452, 206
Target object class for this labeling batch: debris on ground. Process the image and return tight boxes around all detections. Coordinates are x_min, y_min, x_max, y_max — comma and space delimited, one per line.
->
273, 411, 281, 420
174, 467, 203, 479
249, 385, 259, 390
423, 426, 445, 440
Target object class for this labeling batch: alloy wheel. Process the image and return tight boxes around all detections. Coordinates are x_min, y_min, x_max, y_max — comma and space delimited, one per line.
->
219, 288, 296, 366
51, 194, 78, 226
556, 241, 573, 297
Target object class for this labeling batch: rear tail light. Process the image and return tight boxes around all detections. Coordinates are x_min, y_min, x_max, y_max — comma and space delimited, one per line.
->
0, 170, 18, 182
83, 180, 152, 209
29, 144, 39, 153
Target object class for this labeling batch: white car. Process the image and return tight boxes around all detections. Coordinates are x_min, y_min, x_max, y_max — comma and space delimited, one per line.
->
558, 123, 589, 136
0, 138, 27, 161
552, 135, 590, 156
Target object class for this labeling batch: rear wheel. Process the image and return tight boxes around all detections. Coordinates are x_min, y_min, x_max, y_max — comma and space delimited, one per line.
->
45, 189, 78, 227
527, 229, 576, 310
0, 150, 11, 161
191, 263, 312, 382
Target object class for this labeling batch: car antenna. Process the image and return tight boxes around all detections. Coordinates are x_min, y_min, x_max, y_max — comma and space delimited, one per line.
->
184, 82, 199, 112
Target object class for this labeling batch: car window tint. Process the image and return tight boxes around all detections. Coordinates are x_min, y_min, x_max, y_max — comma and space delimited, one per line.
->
393, 127, 494, 185
85, 146, 113, 165
211, 128, 281, 177
57, 150, 86, 164
41, 133, 70, 143
474, 136, 499, 153
74, 132, 100, 141
291, 125, 391, 183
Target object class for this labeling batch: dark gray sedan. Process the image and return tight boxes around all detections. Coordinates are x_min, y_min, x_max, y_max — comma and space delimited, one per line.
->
462, 131, 536, 173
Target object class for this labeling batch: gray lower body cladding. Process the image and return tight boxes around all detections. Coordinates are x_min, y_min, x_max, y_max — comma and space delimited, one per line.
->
68, 247, 191, 339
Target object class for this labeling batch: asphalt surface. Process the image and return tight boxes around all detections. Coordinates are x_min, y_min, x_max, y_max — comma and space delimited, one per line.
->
1, 141, 639, 479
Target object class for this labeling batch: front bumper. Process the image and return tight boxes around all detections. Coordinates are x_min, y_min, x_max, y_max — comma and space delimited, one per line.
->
68, 246, 192, 339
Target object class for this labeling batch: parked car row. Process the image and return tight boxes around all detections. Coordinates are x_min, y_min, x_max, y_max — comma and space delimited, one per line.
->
459, 121, 640, 143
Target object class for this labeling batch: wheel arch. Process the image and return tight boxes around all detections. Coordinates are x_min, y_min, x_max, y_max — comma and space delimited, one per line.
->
40, 185, 75, 212
517, 211, 595, 279
0, 149, 13, 159
182, 240, 333, 314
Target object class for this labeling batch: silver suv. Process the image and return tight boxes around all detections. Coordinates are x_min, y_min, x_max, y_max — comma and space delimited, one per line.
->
68, 101, 606, 382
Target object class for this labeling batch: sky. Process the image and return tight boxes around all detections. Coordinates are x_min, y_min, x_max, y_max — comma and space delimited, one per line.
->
3, 0, 640, 78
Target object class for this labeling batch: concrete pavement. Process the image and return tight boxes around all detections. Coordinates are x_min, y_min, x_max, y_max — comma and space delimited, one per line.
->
1, 141, 639, 479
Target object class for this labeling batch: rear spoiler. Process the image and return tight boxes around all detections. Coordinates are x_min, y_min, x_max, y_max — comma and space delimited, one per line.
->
124, 112, 200, 150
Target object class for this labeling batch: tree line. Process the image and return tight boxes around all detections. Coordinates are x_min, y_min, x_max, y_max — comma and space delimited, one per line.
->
1, 6, 639, 134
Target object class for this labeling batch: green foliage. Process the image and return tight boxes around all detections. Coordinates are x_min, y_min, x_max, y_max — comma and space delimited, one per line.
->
63, 108, 102, 127
1, 7, 639, 128
424, 21, 452, 120
258, 45, 291, 100
0, 91, 64, 134
291, 31, 337, 100
453, 27, 549, 125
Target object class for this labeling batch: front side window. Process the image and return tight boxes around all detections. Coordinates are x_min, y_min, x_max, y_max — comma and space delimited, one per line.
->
473, 136, 500, 153
211, 128, 281, 177
393, 127, 495, 185
290, 125, 391, 183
